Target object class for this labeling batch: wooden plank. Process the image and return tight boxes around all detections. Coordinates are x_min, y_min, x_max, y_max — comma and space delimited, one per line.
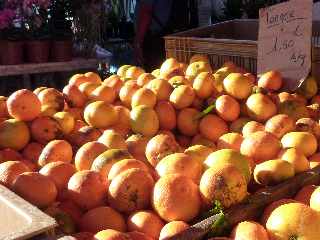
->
0, 58, 99, 77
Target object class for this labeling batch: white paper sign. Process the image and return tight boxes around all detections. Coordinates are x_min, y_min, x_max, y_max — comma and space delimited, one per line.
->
257, 0, 313, 91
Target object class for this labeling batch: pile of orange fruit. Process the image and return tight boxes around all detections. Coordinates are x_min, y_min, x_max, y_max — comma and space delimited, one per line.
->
0, 54, 320, 240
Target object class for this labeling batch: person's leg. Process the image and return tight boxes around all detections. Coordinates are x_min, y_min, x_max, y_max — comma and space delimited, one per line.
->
143, 33, 166, 72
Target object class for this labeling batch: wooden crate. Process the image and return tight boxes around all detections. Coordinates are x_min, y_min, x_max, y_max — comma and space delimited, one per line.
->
164, 19, 320, 80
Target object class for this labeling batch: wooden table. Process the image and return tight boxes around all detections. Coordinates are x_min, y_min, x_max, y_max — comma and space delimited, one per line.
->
0, 58, 99, 77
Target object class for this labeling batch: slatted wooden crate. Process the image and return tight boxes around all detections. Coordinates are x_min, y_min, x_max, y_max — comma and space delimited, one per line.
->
164, 19, 320, 80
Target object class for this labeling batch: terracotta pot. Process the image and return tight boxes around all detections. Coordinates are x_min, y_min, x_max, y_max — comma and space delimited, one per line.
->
0, 40, 24, 65
51, 40, 73, 62
26, 40, 50, 63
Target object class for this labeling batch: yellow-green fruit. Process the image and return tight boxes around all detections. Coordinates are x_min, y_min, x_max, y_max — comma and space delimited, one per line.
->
200, 165, 247, 208
278, 100, 309, 121
281, 131, 317, 157
266, 203, 320, 240
0, 119, 30, 150
185, 61, 213, 82
184, 145, 213, 164
130, 105, 159, 137
223, 73, 253, 99
117, 65, 132, 78
84, 101, 118, 128
91, 149, 132, 179
98, 130, 127, 149
279, 148, 310, 174
297, 76, 318, 99
53, 111, 75, 135
204, 149, 251, 183
254, 159, 294, 186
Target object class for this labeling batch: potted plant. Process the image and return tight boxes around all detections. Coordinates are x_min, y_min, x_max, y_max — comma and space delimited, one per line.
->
49, 0, 74, 62
0, 5, 25, 65
23, 0, 51, 63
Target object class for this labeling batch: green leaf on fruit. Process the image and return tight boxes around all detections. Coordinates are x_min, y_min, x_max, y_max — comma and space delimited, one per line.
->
195, 103, 215, 120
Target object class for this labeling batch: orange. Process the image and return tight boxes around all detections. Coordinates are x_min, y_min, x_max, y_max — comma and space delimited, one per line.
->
310, 187, 320, 211
177, 108, 200, 136
260, 198, 298, 226
295, 185, 317, 205
192, 96, 205, 111
108, 159, 149, 181
190, 54, 209, 64
33, 86, 48, 95
39, 161, 76, 191
69, 74, 88, 87
241, 131, 281, 164
169, 85, 195, 109
281, 131, 317, 157
215, 95, 240, 122
258, 70, 283, 91
127, 231, 153, 240
246, 93, 277, 122
242, 121, 265, 138
223, 73, 253, 99
0, 148, 23, 163
137, 73, 155, 87
63, 84, 87, 108
168, 75, 188, 87
130, 105, 159, 137
0, 161, 29, 189
145, 134, 181, 167
117, 65, 132, 78
89, 85, 116, 104
79, 82, 100, 97
159, 221, 189, 240
119, 81, 140, 108
265, 114, 295, 138
217, 132, 244, 151
184, 145, 213, 164
30, 116, 62, 144
91, 149, 132, 179
127, 210, 165, 239
131, 87, 157, 108
231, 221, 269, 240
71, 119, 87, 132
38, 140, 73, 167
40, 105, 57, 117
0, 96, 9, 118
7, 89, 41, 121
84, 72, 102, 84
109, 105, 131, 138
104, 75, 124, 95
146, 78, 173, 101
126, 134, 150, 163
125, 66, 145, 80
152, 174, 201, 222
38, 88, 65, 112
156, 153, 202, 184
75, 141, 108, 171
94, 229, 130, 240
84, 101, 117, 128
200, 165, 247, 208
176, 135, 191, 149
98, 130, 127, 149
13, 172, 57, 208
199, 114, 228, 142
155, 101, 176, 130
266, 203, 320, 239
67, 170, 108, 210
79, 206, 126, 233
0, 119, 30, 150
160, 65, 185, 80
185, 61, 213, 82
151, 69, 160, 78
160, 58, 180, 75
278, 148, 310, 173
191, 134, 216, 149
67, 126, 102, 148
310, 152, 320, 168
278, 100, 309, 121
53, 111, 75, 135
192, 72, 215, 99
108, 168, 154, 213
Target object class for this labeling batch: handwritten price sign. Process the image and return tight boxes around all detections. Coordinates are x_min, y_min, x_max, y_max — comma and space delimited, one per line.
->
257, 0, 313, 91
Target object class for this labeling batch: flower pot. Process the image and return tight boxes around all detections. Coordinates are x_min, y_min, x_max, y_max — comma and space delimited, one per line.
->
0, 40, 24, 65
51, 40, 73, 62
26, 40, 50, 63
